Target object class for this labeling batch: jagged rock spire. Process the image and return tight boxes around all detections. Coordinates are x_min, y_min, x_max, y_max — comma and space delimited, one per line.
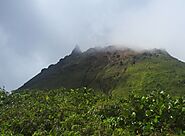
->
71, 45, 82, 55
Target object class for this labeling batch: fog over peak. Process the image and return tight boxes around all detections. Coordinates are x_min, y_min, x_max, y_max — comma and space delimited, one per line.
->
0, 0, 185, 90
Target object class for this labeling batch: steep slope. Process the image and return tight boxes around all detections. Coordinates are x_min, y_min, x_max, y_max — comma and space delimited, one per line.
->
19, 46, 185, 96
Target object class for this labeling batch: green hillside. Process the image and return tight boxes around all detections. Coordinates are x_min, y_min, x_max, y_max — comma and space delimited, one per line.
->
113, 52, 185, 96
19, 46, 185, 96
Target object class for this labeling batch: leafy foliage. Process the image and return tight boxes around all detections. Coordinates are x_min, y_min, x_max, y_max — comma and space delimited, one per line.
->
0, 88, 184, 135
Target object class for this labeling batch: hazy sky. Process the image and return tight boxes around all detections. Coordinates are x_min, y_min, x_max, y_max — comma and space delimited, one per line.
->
1, 0, 185, 91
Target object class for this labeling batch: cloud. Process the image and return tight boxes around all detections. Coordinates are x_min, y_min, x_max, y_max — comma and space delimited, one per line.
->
0, 0, 185, 90
110, 0, 185, 55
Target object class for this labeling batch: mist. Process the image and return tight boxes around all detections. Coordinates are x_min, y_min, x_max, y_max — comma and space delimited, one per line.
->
0, 0, 185, 90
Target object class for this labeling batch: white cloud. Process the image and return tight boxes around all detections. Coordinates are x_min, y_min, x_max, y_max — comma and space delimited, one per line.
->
1, 0, 185, 90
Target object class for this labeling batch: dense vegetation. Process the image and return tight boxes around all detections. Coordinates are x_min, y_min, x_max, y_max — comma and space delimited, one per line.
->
0, 88, 184, 136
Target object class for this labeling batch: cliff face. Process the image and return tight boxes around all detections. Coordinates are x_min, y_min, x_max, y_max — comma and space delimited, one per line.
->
19, 46, 185, 96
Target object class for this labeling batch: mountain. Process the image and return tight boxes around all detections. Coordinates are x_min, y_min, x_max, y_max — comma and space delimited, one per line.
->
19, 46, 185, 96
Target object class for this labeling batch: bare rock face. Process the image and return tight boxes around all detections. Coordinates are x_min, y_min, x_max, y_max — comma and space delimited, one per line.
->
71, 45, 82, 56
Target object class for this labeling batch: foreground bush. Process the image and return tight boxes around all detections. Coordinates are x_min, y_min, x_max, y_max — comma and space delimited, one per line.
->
0, 88, 184, 135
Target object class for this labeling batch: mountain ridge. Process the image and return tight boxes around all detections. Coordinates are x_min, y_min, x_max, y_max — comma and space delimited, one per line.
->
19, 46, 185, 96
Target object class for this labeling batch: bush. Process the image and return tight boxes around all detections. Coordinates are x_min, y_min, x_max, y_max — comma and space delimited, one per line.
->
0, 88, 184, 135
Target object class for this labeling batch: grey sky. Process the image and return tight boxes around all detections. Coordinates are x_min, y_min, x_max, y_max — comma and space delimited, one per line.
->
0, 0, 185, 91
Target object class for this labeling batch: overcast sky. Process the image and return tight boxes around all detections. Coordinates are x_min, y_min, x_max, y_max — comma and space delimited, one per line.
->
1, 0, 185, 91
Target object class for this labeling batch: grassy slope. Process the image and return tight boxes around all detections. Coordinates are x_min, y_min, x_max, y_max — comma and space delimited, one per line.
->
113, 54, 185, 96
